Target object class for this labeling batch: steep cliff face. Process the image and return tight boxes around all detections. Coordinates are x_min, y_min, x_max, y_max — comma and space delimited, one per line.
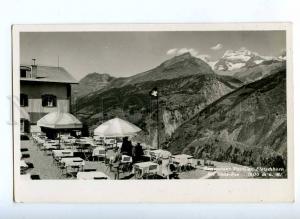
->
166, 68, 287, 170
161, 78, 235, 137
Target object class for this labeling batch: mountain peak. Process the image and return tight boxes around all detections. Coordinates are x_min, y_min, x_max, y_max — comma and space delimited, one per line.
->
81, 72, 114, 82
215, 48, 269, 71
176, 52, 192, 58
73, 72, 115, 98
161, 52, 206, 69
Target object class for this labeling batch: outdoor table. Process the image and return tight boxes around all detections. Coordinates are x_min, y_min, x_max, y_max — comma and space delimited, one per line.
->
43, 143, 60, 155
60, 157, 85, 167
150, 149, 172, 160
61, 142, 75, 149
61, 136, 77, 143
171, 154, 194, 166
133, 161, 159, 178
20, 160, 28, 168
45, 145, 59, 150
77, 138, 94, 145
77, 171, 110, 180
53, 149, 75, 159
77, 142, 91, 150
43, 142, 59, 150
92, 146, 106, 160
59, 157, 85, 177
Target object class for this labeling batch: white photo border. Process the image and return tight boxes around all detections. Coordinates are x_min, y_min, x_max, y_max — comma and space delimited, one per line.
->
12, 23, 294, 203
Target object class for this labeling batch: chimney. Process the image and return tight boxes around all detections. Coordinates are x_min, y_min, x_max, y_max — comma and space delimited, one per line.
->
31, 58, 37, 78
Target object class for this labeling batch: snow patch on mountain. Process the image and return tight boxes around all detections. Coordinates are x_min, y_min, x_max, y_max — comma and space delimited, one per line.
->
212, 47, 285, 71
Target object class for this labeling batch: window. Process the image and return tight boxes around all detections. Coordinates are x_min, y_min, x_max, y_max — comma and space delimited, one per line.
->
20, 93, 28, 107
20, 69, 27, 78
20, 119, 30, 134
20, 119, 25, 133
42, 94, 57, 107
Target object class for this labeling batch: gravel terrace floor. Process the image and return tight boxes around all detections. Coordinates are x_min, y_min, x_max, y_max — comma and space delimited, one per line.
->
20, 140, 251, 180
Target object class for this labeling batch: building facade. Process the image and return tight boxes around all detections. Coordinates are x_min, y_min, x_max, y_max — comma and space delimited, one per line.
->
20, 64, 78, 133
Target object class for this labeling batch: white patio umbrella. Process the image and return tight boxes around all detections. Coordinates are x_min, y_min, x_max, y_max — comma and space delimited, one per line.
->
94, 117, 141, 137
37, 111, 82, 146
37, 111, 82, 129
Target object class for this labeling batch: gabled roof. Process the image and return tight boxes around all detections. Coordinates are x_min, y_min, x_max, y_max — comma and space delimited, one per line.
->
20, 65, 78, 84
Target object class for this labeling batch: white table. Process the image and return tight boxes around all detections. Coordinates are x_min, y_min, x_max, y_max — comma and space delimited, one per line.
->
92, 146, 106, 156
150, 149, 172, 160
133, 162, 159, 178
53, 149, 75, 158
20, 160, 28, 168
171, 154, 194, 165
43, 142, 59, 150
77, 171, 110, 180
60, 157, 85, 167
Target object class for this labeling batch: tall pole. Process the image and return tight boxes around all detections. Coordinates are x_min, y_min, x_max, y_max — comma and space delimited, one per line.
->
157, 91, 159, 149
149, 95, 151, 150
75, 95, 77, 118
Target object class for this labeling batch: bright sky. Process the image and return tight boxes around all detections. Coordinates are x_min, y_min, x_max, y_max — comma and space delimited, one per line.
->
20, 31, 286, 80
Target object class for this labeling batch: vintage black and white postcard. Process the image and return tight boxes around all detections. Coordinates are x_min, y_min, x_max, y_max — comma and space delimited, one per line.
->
12, 23, 293, 202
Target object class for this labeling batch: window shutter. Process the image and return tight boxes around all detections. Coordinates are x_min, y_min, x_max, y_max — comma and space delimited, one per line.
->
24, 95, 28, 106
42, 95, 46, 107
20, 94, 23, 106
20, 94, 28, 107
53, 95, 57, 107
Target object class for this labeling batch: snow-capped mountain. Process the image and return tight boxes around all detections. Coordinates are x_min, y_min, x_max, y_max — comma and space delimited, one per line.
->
213, 47, 271, 71
198, 47, 286, 82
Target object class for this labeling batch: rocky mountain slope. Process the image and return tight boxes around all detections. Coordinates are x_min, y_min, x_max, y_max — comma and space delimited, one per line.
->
75, 73, 242, 147
166, 68, 287, 172
126, 52, 215, 85
74, 52, 215, 98
72, 73, 115, 98
232, 60, 286, 82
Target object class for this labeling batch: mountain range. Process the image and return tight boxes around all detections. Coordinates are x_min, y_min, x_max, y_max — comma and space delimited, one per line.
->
72, 50, 287, 173
74, 48, 286, 98
211, 47, 286, 71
